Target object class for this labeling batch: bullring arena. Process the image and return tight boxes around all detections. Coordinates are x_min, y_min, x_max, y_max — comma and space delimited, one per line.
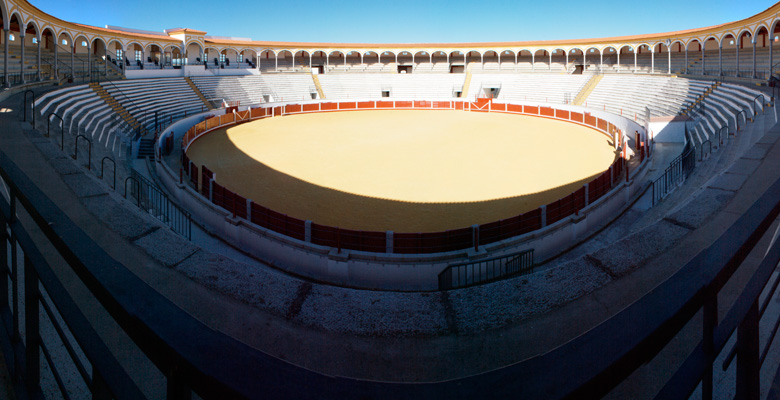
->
3, 0, 780, 398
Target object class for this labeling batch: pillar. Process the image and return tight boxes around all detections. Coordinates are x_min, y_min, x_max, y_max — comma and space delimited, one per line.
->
633, 50, 637, 73
736, 42, 740, 77
753, 40, 757, 79
19, 34, 25, 83
3, 29, 8, 87
651, 49, 654, 73
53, 37, 58, 78
702, 44, 705, 75
718, 44, 722, 76
87, 44, 91, 80
549, 52, 552, 71
36, 37, 41, 81
668, 45, 671, 74
684, 47, 688, 74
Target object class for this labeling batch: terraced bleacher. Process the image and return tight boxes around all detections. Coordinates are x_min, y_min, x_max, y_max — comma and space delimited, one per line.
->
100, 78, 207, 132
317, 73, 465, 99
34, 84, 134, 158
190, 74, 318, 104
466, 73, 590, 104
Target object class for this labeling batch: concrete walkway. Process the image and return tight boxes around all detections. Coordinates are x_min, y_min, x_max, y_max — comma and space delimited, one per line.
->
2, 83, 780, 397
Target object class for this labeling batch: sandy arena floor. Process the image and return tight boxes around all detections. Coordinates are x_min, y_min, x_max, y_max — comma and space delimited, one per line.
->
186, 109, 617, 232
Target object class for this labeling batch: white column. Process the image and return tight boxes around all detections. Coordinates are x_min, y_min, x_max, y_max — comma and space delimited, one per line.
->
617, 52, 620, 72
36, 37, 41, 81
87, 44, 91, 80
753, 39, 757, 78
668, 46, 671, 74
19, 34, 25, 83
684, 47, 688, 74
701, 44, 705, 75
548, 51, 551, 71
3, 29, 8, 87
651, 49, 654, 73
531, 53, 534, 71
736, 42, 740, 77
54, 36, 58, 78
771, 35, 774, 78
633, 49, 637, 73
600, 51, 603, 72
718, 44, 722, 76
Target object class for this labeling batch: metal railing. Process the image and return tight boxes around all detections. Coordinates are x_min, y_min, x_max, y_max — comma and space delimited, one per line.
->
652, 145, 696, 206
125, 170, 192, 240
438, 249, 534, 290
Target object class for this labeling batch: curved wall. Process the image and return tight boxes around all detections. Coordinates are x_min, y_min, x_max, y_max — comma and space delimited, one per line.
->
158, 99, 650, 290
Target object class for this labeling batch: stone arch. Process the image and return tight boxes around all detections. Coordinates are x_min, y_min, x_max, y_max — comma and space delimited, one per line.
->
431, 50, 447, 68
362, 50, 379, 67
532, 49, 548, 71
73, 34, 90, 56
550, 48, 566, 72
185, 41, 203, 64
617, 44, 635, 73
498, 50, 515, 71
294, 50, 310, 70
40, 26, 55, 53
146, 43, 163, 67
378, 50, 395, 66
481, 50, 498, 70
0, 0, 7, 31
449, 50, 465, 65
344, 51, 360, 68
465, 50, 481, 68
239, 48, 257, 67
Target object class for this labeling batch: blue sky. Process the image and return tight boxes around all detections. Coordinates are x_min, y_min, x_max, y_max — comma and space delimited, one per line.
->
30, 0, 774, 43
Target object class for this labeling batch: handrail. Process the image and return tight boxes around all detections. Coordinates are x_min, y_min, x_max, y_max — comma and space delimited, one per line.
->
718, 125, 728, 146
700, 139, 711, 161
736, 109, 748, 132
752, 93, 768, 113
73, 135, 92, 170
100, 156, 116, 189
47, 112, 63, 139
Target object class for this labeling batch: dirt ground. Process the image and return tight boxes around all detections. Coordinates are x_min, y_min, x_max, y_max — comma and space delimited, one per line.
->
186, 109, 616, 232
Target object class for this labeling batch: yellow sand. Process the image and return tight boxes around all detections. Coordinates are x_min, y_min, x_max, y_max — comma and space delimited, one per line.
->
187, 110, 616, 232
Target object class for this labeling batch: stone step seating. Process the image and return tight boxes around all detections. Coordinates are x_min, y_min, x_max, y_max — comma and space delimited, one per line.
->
466, 73, 590, 104
583, 75, 707, 124
190, 76, 265, 106
34, 84, 131, 158
100, 78, 205, 132
687, 83, 766, 151
191, 74, 318, 104
317, 73, 466, 99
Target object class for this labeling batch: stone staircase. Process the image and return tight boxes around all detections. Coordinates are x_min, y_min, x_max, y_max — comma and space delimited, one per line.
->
311, 74, 326, 99
185, 77, 215, 110
573, 74, 603, 105
89, 82, 146, 136
461, 64, 474, 99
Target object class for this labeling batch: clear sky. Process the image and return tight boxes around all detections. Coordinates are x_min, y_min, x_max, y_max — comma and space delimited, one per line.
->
27, 0, 776, 43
